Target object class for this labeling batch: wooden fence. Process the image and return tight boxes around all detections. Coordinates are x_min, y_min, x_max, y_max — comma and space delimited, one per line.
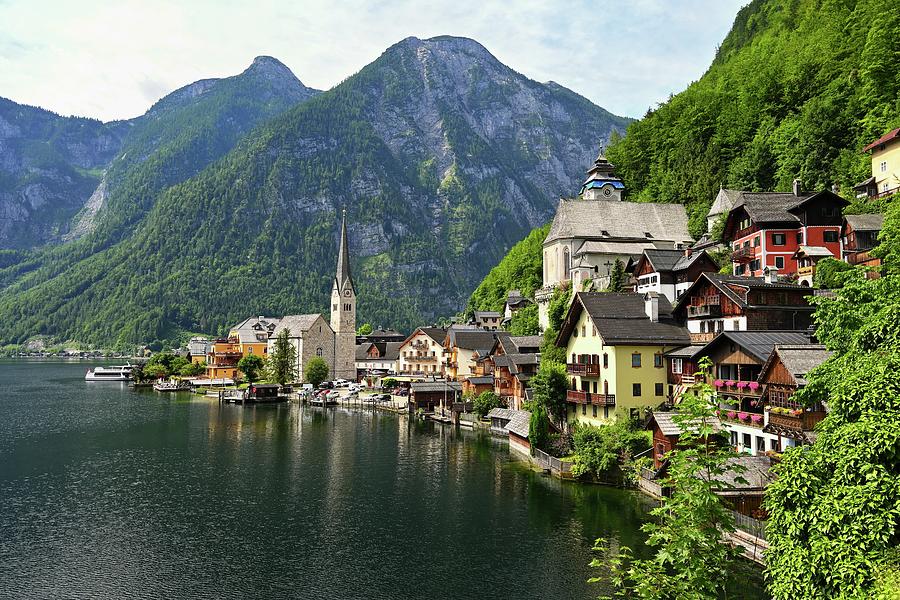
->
533, 447, 573, 475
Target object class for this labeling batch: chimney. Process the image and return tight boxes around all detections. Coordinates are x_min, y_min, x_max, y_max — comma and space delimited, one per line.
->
684, 246, 693, 257
764, 267, 779, 284
792, 179, 802, 197
644, 292, 659, 322
258, 315, 265, 322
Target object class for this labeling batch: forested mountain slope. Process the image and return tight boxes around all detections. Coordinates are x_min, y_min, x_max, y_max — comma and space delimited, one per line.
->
607, 0, 900, 237
0, 36, 629, 348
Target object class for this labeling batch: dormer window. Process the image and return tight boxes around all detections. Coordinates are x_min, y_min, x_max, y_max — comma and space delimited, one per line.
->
600, 230, 609, 237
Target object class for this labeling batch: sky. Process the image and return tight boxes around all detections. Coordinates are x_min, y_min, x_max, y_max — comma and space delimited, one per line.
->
0, 0, 748, 122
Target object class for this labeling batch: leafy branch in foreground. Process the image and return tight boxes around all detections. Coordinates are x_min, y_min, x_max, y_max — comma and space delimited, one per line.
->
590, 359, 746, 599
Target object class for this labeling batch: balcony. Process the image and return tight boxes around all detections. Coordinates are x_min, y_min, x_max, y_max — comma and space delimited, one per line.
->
687, 304, 722, 318
847, 249, 880, 267
713, 380, 764, 399
407, 355, 436, 362
566, 363, 600, 376
798, 265, 815, 278
689, 332, 715, 344
767, 410, 826, 432
731, 246, 756, 263
567, 390, 616, 406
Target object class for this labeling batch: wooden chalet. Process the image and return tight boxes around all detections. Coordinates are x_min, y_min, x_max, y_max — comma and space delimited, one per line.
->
672, 272, 815, 344
506, 410, 532, 456
841, 214, 885, 276
759, 344, 832, 446
409, 381, 462, 413
629, 247, 719, 304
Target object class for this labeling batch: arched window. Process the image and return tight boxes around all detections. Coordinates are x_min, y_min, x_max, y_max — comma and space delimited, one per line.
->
316, 347, 323, 357
563, 247, 571, 279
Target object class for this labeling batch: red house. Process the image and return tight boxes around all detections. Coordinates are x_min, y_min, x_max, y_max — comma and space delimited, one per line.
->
723, 182, 848, 278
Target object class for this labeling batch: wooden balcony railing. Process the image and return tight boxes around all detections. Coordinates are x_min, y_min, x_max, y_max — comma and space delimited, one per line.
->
731, 246, 756, 263
567, 390, 616, 406
566, 363, 600, 376
798, 265, 815, 278
688, 304, 722, 318
767, 410, 826, 432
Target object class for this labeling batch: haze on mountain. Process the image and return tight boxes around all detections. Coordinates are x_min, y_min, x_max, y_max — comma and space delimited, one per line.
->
0, 35, 629, 348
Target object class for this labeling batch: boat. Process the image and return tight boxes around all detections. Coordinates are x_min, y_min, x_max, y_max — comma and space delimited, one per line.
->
153, 380, 191, 392
85, 363, 134, 381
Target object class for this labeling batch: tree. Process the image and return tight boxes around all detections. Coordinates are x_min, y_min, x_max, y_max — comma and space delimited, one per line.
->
607, 258, 626, 292
812, 257, 854, 289
267, 328, 296, 385
179, 361, 206, 377
591, 360, 746, 599
508, 303, 539, 336
531, 361, 569, 427
570, 420, 651, 480
305, 357, 330, 388
144, 363, 168, 379
528, 402, 550, 452
237, 354, 265, 384
764, 274, 900, 599
357, 323, 373, 336
472, 390, 503, 417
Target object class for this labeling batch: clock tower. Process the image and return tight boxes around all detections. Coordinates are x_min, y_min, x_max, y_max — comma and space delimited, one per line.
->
331, 209, 357, 381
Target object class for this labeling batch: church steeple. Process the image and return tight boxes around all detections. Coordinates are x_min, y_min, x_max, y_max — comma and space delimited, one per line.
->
581, 144, 625, 201
335, 208, 354, 292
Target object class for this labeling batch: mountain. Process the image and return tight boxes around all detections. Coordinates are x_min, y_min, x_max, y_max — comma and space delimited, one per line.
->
606, 0, 900, 237
0, 56, 317, 251
0, 36, 629, 348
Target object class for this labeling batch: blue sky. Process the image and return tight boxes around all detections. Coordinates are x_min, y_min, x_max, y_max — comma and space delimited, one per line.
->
0, 0, 747, 121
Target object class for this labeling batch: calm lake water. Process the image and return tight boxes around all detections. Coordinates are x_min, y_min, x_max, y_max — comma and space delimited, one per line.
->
0, 361, 764, 599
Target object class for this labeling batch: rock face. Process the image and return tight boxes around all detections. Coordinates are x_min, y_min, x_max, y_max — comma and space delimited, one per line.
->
0, 37, 630, 347
0, 56, 318, 249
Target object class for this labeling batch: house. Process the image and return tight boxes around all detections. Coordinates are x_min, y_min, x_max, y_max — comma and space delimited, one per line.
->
503, 290, 532, 324
187, 336, 210, 364
792, 245, 836, 286
630, 247, 719, 304
842, 213, 885, 275
398, 327, 447, 377
267, 314, 336, 384
356, 328, 405, 345
444, 328, 497, 381
409, 380, 461, 413
506, 409, 532, 456
640, 411, 724, 498
556, 292, 690, 428
355, 341, 402, 378
672, 272, 815, 344
490, 333, 542, 410
722, 184, 848, 277
759, 344, 832, 448
693, 330, 813, 456
663, 344, 706, 403
487, 407, 518, 436
854, 127, 900, 198
206, 316, 279, 379
536, 149, 693, 329
473, 311, 502, 331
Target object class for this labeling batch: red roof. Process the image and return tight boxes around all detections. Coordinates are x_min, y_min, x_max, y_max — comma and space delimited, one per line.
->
863, 127, 900, 152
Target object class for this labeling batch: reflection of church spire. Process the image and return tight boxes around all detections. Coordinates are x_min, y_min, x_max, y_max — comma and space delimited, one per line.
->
335, 208, 353, 292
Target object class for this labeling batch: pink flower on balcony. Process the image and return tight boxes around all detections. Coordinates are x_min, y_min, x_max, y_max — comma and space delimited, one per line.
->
750, 414, 763, 424
725, 380, 735, 387
748, 381, 760, 390
736, 381, 747, 389
726, 411, 737, 420
738, 412, 750, 421
714, 380, 724, 387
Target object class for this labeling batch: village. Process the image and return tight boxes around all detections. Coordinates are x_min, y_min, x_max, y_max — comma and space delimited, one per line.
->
147, 127, 899, 565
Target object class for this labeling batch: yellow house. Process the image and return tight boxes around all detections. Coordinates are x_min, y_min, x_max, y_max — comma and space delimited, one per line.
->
444, 327, 497, 381
206, 316, 279, 379
556, 292, 690, 427
857, 127, 900, 197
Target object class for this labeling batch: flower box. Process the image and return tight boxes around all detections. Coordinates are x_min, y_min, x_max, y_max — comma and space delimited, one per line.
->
748, 381, 760, 390
750, 414, 763, 424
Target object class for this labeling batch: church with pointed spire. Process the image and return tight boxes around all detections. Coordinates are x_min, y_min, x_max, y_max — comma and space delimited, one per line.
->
330, 209, 357, 380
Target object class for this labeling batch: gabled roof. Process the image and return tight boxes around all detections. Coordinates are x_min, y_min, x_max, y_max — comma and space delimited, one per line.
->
356, 343, 373, 360
633, 248, 716, 275
545, 200, 692, 246
466, 375, 495, 385
575, 240, 657, 256
863, 127, 900, 152
557, 292, 690, 347
673, 272, 813, 314
792, 245, 835, 260
649, 411, 722, 437
447, 328, 497, 351
271, 314, 326, 337
696, 331, 813, 364
403, 327, 447, 347
410, 381, 462, 393
509, 336, 543, 353
474, 311, 502, 319
506, 410, 532, 438
759, 344, 832, 386
663, 345, 706, 359
708, 188, 742, 218
487, 407, 517, 421
724, 189, 847, 233
843, 213, 884, 233
230, 316, 281, 343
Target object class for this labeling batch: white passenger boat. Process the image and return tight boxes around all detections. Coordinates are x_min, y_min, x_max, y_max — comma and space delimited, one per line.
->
85, 363, 134, 381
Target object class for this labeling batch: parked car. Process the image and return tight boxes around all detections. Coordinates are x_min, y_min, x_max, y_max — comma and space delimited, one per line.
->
327, 390, 341, 401
377, 394, 392, 403
333, 379, 350, 388
318, 381, 334, 390
348, 384, 361, 394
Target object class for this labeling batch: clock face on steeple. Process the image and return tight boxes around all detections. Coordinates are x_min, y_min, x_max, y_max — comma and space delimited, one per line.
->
344, 290, 351, 297
603, 186, 613, 197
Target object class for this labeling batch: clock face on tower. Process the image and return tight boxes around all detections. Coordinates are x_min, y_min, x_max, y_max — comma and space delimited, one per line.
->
602, 186, 613, 197
344, 290, 351, 297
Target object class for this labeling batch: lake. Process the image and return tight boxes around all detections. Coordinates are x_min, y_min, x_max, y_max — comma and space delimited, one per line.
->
0, 361, 764, 599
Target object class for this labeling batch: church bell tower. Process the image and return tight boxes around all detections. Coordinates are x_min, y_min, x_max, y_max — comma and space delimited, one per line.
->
331, 209, 357, 380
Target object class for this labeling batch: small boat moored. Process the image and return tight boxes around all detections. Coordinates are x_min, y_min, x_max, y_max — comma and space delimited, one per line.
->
153, 380, 191, 392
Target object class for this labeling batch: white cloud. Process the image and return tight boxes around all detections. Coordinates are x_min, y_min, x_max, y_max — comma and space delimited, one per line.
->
0, 0, 747, 120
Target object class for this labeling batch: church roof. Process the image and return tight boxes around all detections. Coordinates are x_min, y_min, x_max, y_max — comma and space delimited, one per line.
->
335, 209, 354, 292
545, 200, 691, 246
272, 314, 328, 337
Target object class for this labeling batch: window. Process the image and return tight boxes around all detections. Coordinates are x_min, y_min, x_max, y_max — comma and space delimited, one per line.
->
654, 353, 663, 368
772, 233, 786, 246
742, 433, 752, 449
581, 325, 586, 337
672, 358, 683, 374
775, 256, 785, 269
316, 347, 323, 356
756, 436, 765, 453
592, 405, 598, 417
655, 383, 664, 396
881, 161, 888, 173
796, 232, 803, 244
770, 438, 780, 452
582, 404, 586, 415
753, 236, 760, 247
632, 383, 642, 397
731, 431, 738, 446
631, 353, 642, 368
823, 230, 838, 243
603, 354, 608, 368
